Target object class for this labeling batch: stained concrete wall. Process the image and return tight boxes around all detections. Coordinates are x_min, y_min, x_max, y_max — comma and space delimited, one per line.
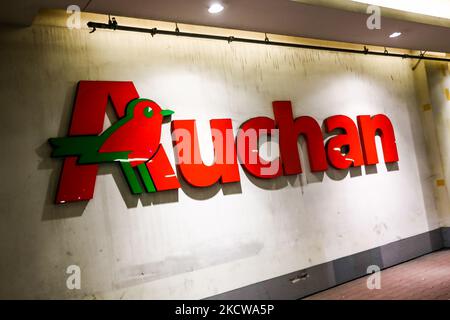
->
0, 10, 444, 299
424, 61, 450, 227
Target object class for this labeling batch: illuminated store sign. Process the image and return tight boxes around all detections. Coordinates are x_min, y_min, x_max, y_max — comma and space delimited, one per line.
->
49, 81, 399, 204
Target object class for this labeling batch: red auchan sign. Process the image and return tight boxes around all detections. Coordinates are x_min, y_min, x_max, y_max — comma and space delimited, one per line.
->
49, 81, 399, 204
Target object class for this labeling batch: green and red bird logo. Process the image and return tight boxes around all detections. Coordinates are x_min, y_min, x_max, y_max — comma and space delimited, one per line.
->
49, 98, 174, 195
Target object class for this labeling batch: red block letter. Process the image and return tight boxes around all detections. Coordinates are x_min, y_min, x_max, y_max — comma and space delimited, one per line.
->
273, 101, 327, 174
357, 114, 399, 165
55, 81, 180, 204
236, 117, 282, 179
171, 119, 240, 187
56, 81, 139, 203
324, 115, 364, 169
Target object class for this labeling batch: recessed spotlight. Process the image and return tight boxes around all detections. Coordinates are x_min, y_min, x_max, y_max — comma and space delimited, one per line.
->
389, 32, 402, 38
208, 3, 224, 14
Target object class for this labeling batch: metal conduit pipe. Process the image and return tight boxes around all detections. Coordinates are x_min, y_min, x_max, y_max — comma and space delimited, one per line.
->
86, 21, 450, 63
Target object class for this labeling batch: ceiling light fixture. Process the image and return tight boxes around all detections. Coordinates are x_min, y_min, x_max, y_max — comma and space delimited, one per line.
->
389, 32, 402, 38
208, 3, 224, 14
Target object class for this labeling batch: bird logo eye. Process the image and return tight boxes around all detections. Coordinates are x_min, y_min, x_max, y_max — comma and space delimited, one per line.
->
144, 107, 154, 118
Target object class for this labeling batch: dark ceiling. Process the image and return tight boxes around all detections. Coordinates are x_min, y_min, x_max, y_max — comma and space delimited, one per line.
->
1, 0, 449, 53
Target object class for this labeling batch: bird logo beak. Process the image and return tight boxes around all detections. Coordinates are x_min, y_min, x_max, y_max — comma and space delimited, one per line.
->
161, 109, 174, 117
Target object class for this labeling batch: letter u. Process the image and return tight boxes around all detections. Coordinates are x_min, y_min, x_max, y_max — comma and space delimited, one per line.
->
171, 119, 240, 187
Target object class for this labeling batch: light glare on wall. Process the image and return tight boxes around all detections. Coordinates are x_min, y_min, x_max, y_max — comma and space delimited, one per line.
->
352, 0, 450, 20
208, 3, 224, 14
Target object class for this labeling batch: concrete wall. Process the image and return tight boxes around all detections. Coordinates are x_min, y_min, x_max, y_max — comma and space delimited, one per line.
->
424, 61, 450, 227
0, 10, 443, 299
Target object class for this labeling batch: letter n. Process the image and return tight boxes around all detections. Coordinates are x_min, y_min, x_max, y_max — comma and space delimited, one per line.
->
357, 114, 399, 165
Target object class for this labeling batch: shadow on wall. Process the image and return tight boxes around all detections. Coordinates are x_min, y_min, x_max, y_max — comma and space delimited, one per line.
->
36, 142, 88, 221
36, 136, 243, 219
36, 85, 89, 221
115, 240, 263, 289
178, 173, 242, 200
37, 131, 400, 220
37, 139, 181, 220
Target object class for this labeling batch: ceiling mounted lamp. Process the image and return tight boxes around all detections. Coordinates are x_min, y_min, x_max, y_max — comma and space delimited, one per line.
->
208, 3, 224, 14
389, 32, 402, 38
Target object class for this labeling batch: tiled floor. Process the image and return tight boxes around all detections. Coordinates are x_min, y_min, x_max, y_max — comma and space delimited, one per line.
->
305, 249, 450, 300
